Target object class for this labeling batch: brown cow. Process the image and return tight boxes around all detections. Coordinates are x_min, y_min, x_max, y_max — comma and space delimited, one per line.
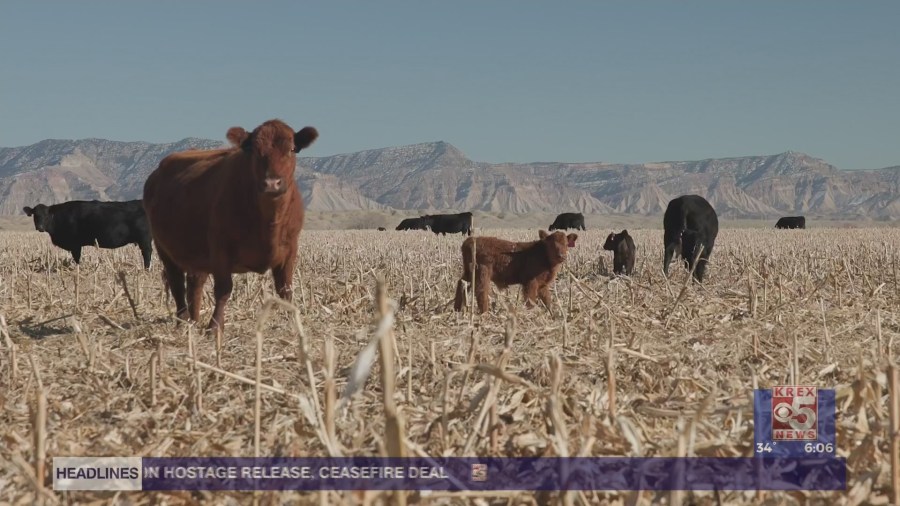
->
143, 119, 318, 332
603, 229, 636, 276
453, 230, 578, 313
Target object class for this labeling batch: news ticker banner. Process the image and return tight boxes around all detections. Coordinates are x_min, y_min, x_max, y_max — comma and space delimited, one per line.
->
52, 386, 844, 492
753, 387, 837, 458
53, 456, 845, 491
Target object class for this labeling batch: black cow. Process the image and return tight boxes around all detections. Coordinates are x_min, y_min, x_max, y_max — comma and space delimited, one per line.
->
422, 212, 473, 236
23, 200, 153, 269
775, 216, 806, 229
549, 213, 586, 231
663, 195, 718, 282
377, 227, 386, 231
396, 217, 430, 231
603, 230, 636, 276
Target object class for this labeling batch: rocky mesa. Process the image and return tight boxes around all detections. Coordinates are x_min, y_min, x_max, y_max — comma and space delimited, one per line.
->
1, 138, 897, 219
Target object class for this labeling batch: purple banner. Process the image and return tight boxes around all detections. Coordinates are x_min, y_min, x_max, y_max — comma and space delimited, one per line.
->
141, 457, 846, 491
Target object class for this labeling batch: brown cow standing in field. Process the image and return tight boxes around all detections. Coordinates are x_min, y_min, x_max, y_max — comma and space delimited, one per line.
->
143, 119, 319, 332
453, 230, 578, 313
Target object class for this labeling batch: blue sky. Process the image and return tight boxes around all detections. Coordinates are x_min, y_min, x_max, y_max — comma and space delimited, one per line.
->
1, 1, 898, 169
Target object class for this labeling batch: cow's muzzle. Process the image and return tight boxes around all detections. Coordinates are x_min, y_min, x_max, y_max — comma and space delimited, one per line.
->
262, 177, 284, 194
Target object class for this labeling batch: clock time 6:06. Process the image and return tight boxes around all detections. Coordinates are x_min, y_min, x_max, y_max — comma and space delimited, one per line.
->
804, 442, 834, 453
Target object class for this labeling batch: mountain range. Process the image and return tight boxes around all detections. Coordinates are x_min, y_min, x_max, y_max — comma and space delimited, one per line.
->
1, 137, 898, 219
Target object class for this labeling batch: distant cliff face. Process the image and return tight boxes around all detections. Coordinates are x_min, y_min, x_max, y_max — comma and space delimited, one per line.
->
1, 138, 897, 219
0, 138, 224, 215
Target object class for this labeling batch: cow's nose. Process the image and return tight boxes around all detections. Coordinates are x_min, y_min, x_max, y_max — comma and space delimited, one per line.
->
263, 177, 283, 193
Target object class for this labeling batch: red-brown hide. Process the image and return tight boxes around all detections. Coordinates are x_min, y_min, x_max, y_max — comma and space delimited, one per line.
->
453, 230, 578, 313
143, 119, 318, 332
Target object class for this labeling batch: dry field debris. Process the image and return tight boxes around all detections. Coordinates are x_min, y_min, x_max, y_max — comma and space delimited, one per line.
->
1, 227, 899, 505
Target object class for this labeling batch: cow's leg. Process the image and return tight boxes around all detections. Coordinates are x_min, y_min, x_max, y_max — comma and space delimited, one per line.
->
158, 251, 188, 322
454, 259, 473, 312
474, 267, 491, 313
70, 247, 82, 265
663, 242, 678, 276
272, 265, 294, 301
694, 246, 714, 283
208, 273, 234, 332
186, 272, 208, 322
523, 280, 540, 308
272, 245, 298, 301
453, 279, 468, 312
538, 283, 553, 308
139, 240, 153, 270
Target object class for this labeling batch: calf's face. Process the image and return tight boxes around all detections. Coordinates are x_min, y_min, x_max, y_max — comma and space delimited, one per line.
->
603, 230, 630, 251
227, 120, 319, 196
539, 230, 578, 264
23, 205, 52, 233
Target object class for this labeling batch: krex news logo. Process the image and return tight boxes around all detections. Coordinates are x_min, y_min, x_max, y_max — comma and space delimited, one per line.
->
754, 384, 835, 458
771, 385, 817, 441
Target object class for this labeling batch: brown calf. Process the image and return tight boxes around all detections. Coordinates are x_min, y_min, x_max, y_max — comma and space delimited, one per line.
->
143, 119, 318, 332
603, 229, 636, 276
453, 230, 578, 313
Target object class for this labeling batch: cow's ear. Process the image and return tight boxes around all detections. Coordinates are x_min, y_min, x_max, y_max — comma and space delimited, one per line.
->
539, 230, 549, 240
23, 206, 33, 216
226, 127, 250, 150
621, 229, 628, 235
293, 127, 319, 152
567, 233, 578, 247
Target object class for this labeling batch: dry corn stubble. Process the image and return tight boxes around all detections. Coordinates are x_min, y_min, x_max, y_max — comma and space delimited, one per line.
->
0, 227, 898, 505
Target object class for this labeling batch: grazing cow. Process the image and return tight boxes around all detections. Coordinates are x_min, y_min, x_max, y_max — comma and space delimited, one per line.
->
377, 227, 386, 231
143, 119, 318, 332
603, 230, 636, 276
549, 212, 586, 231
453, 230, 578, 313
395, 217, 430, 231
422, 212, 473, 236
663, 195, 718, 282
23, 200, 152, 269
775, 216, 806, 229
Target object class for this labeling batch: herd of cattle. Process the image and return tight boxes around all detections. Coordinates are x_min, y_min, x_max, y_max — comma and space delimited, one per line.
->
18, 119, 810, 329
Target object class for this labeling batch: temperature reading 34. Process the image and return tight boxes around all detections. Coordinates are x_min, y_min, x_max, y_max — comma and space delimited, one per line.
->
755, 442, 776, 453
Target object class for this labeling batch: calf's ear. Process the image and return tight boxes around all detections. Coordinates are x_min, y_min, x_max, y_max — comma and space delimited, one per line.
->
538, 230, 549, 240
293, 127, 319, 152
226, 127, 250, 150
23, 206, 33, 216
567, 233, 578, 247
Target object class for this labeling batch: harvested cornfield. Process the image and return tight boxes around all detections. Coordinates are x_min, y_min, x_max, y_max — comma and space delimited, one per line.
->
1, 227, 899, 505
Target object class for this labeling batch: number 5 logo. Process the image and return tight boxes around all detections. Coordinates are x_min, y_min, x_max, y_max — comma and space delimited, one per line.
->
773, 397, 816, 430
771, 386, 818, 440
